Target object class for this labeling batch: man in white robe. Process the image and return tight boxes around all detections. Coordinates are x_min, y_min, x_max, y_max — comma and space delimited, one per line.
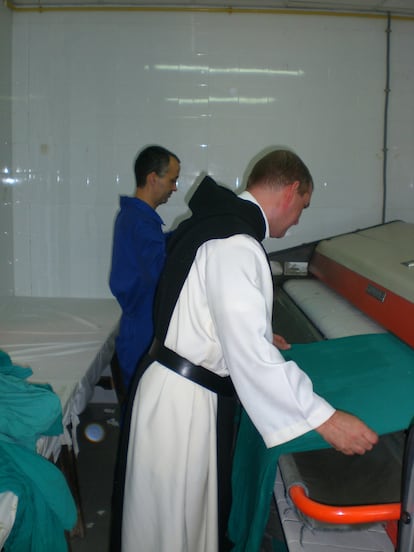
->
114, 150, 378, 552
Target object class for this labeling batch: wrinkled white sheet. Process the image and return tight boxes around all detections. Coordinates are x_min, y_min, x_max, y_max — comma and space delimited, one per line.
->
0, 296, 120, 459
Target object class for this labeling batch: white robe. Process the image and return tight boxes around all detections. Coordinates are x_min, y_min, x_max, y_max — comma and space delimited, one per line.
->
122, 233, 335, 552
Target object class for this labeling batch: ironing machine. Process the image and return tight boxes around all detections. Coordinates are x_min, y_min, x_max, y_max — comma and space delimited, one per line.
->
270, 220, 414, 551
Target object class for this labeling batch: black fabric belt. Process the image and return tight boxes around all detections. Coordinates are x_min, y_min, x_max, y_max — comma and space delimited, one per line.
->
148, 338, 235, 397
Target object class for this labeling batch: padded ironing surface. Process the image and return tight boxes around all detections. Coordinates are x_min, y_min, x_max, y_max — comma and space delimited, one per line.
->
228, 332, 414, 552
283, 279, 386, 339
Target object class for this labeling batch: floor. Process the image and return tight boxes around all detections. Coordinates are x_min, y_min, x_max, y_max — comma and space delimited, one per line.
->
68, 398, 287, 552
70, 400, 120, 552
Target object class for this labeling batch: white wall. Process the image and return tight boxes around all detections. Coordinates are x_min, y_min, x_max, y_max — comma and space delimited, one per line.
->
386, 19, 414, 223
8, 8, 414, 298
0, 4, 13, 296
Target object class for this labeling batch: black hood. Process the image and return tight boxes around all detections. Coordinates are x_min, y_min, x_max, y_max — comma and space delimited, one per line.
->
153, 175, 266, 340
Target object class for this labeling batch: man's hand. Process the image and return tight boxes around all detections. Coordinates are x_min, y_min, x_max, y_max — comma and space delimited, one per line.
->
272, 334, 291, 350
316, 410, 378, 455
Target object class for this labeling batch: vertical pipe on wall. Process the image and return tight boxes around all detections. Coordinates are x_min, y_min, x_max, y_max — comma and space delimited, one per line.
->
382, 12, 391, 223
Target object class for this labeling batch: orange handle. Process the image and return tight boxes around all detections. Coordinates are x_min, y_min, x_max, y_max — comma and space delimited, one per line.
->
289, 484, 401, 524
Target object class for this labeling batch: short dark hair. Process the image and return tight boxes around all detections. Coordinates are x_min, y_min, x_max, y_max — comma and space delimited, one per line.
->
134, 145, 180, 188
247, 150, 313, 195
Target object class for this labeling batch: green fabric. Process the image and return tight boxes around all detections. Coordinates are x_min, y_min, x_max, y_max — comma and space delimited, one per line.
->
0, 353, 63, 451
0, 350, 77, 551
229, 333, 414, 551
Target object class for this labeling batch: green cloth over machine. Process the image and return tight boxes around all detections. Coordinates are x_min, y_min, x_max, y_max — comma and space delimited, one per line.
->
228, 332, 414, 551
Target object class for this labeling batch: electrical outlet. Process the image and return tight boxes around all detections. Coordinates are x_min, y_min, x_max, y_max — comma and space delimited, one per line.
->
284, 261, 308, 276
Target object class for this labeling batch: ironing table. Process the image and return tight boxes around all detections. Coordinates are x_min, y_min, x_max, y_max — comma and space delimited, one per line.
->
0, 296, 121, 547
0, 296, 120, 458
228, 221, 414, 551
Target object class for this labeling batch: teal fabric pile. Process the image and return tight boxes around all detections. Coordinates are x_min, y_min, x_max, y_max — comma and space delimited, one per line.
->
228, 333, 414, 551
0, 350, 77, 551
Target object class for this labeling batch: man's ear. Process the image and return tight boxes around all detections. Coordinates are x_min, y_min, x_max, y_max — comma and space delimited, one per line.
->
290, 180, 300, 194
282, 180, 300, 204
146, 171, 158, 187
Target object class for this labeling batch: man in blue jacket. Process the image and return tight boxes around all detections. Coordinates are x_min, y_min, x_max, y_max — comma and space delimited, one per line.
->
109, 145, 180, 400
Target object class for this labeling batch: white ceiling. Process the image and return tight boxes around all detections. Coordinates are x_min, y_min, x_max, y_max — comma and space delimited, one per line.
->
7, 0, 414, 17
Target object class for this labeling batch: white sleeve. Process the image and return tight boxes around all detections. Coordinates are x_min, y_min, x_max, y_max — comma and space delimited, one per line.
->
205, 235, 335, 448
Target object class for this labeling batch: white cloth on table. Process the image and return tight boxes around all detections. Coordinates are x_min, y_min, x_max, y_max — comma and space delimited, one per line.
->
0, 297, 120, 458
